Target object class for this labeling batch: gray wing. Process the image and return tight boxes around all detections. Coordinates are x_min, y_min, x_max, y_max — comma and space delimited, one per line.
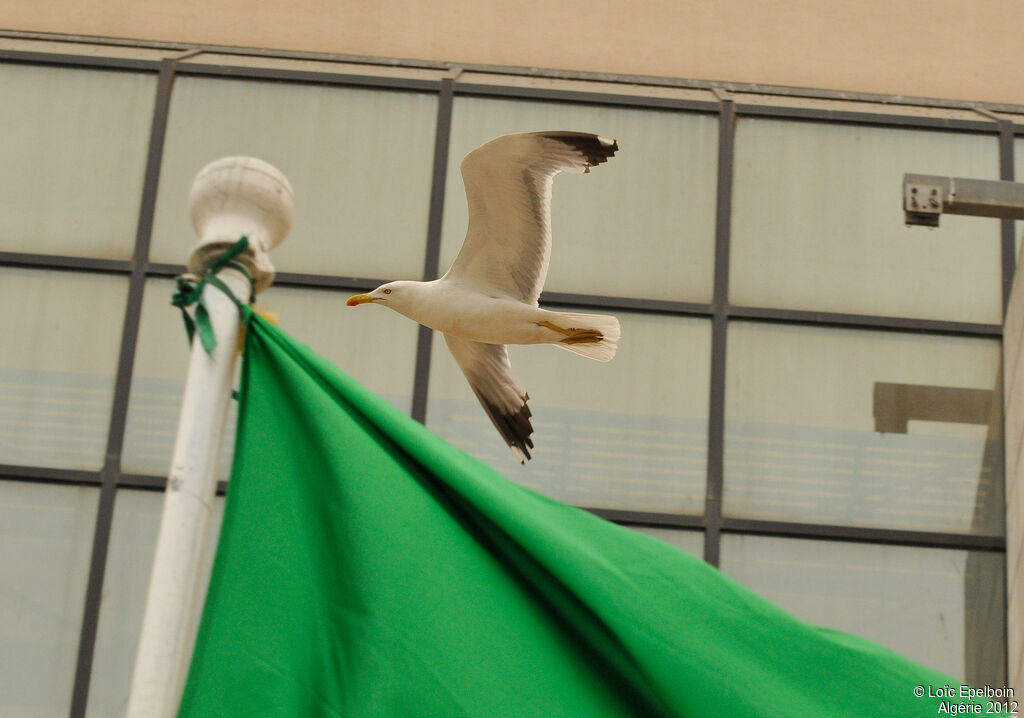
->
443, 334, 534, 463
444, 131, 618, 305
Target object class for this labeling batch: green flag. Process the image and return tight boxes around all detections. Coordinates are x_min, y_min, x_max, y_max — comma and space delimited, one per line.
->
178, 310, 988, 716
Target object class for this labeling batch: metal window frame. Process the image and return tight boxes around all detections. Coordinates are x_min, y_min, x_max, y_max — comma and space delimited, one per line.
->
410, 73, 456, 423
0, 35, 1013, 714
49, 53, 181, 718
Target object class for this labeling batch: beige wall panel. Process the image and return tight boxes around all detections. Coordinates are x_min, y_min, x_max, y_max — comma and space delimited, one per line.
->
1003, 249, 1024, 696
3, 0, 1024, 104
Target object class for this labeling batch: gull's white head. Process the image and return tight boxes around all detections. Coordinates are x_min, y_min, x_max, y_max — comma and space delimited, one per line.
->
346, 280, 415, 310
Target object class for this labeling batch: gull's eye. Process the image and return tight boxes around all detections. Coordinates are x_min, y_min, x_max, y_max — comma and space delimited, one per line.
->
383, 288, 392, 295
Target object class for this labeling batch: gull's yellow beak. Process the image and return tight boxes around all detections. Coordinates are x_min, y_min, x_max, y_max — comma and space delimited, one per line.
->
346, 293, 375, 306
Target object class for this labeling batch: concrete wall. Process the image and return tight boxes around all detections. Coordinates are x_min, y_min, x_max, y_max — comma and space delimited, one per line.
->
2, 0, 1024, 105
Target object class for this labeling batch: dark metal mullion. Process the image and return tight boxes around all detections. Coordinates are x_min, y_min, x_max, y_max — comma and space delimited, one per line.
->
272, 273, 384, 291
0, 252, 131, 274
452, 82, 719, 113
8, 29, 1024, 118
539, 291, 711, 317
102, 474, 1013, 554
585, 507, 705, 530
6, 46, 1001, 133
720, 517, 1006, 552
0, 465, 101, 485
159, 260, 1007, 338
0, 49, 162, 71
116, 474, 168, 490
703, 98, 735, 567
148, 263, 392, 292
174, 63, 440, 92
117, 473, 229, 496
735, 102, 999, 134
17, 244, 1007, 336
68, 56, 177, 718
410, 76, 455, 423
143, 261, 188, 277
728, 305, 1003, 337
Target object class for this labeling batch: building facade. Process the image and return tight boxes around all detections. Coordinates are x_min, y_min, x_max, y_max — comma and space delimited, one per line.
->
1, 3, 1021, 715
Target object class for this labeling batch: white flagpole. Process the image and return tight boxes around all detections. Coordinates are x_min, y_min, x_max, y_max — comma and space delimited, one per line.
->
125, 157, 294, 718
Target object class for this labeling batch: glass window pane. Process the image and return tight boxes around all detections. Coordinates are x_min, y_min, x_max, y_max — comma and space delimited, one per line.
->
720, 534, 1006, 687
0, 268, 128, 470
149, 77, 438, 280
0, 480, 98, 717
440, 97, 718, 302
123, 280, 419, 476
731, 119, 1002, 323
426, 311, 710, 513
724, 321, 1003, 534
87, 489, 224, 718
258, 285, 420, 411
0, 63, 155, 258
630, 526, 703, 559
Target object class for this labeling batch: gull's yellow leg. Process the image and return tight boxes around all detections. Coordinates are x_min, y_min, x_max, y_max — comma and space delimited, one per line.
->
538, 320, 604, 344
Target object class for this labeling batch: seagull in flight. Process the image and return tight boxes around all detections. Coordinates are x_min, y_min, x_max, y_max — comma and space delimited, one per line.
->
347, 131, 620, 463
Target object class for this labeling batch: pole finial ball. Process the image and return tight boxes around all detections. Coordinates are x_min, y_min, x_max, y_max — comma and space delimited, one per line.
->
187, 157, 294, 293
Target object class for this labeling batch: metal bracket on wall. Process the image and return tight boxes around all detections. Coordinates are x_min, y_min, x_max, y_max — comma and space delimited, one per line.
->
904, 173, 1024, 227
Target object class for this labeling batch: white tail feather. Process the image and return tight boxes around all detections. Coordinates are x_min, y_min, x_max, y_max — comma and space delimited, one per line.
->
549, 311, 620, 362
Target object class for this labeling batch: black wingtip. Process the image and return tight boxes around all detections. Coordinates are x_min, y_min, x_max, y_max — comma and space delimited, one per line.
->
473, 389, 535, 463
544, 131, 618, 169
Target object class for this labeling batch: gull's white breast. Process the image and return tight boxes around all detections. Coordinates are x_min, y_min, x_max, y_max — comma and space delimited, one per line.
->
405, 281, 551, 345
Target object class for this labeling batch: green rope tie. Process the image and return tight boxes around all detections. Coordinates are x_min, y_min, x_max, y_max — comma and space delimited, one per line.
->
171, 236, 255, 355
